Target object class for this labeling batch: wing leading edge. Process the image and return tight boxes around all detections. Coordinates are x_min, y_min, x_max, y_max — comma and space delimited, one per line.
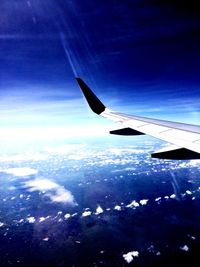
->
76, 78, 200, 160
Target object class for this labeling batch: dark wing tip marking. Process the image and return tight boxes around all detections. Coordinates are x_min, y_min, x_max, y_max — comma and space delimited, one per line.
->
110, 127, 145, 136
76, 77, 106, 115
152, 148, 200, 160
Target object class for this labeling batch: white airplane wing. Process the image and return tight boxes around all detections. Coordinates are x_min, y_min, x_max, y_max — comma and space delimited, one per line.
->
76, 77, 200, 160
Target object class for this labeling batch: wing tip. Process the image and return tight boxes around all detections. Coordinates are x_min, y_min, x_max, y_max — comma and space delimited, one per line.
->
76, 77, 106, 115
152, 147, 200, 160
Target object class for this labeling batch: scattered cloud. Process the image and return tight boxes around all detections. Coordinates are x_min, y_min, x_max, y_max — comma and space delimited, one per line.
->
95, 205, 103, 215
1, 167, 38, 177
126, 200, 140, 208
139, 199, 148, 205
45, 144, 86, 155
39, 217, 47, 222
108, 148, 145, 155
25, 179, 58, 191
48, 187, 75, 204
180, 245, 189, 252
27, 217, 36, 223
82, 211, 92, 217
42, 237, 49, 242
123, 251, 139, 263
23, 178, 76, 205
155, 197, 162, 202
64, 214, 71, 219
114, 205, 121, 211
0, 153, 48, 162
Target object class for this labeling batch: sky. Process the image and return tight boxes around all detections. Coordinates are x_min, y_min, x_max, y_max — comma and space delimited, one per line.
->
0, 0, 200, 145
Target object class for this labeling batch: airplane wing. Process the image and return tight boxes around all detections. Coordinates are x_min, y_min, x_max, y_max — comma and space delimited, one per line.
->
76, 77, 200, 160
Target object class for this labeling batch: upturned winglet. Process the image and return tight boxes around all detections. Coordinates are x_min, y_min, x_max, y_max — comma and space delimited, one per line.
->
76, 77, 106, 115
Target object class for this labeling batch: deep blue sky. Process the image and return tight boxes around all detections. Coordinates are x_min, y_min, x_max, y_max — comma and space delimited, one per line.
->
0, 0, 200, 142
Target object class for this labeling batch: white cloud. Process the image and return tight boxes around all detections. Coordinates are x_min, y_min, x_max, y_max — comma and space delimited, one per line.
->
180, 245, 189, 252
24, 178, 76, 205
95, 205, 103, 215
27, 217, 36, 223
8, 186, 16, 190
1, 167, 38, 177
139, 199, 148, 205
24, 178, 58, 191
82, 211, 92, 217
123, 251, 139, 263
42, 237, 49, 242
108, 148, 145, 156
188, 235, 196, 240
126, 200, 140, 208
64, 214, 71, 219
97, 158, 137, 166
114, 205, 121, 211
0, 153, 48, 162
186, 160, 200, 167
155, 197, 162, 202
49, 188, 75, 204
39, 217, 45, 222
45, 144, 86, 155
